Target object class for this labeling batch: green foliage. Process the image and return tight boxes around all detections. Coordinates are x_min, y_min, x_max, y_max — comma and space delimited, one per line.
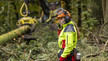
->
28, 0, 40, 17
0, 0, 40, 35
0, 40, 42, 60
82, 17, 98, 31
77, 37, 108, 61
70, 0, 78, 21
0, 23, 59, 61
0, 24, 10, 35
89, 0, 103, 21
69, 0, 101, 31
0, 0, 19, 34
33, 23, 58, 61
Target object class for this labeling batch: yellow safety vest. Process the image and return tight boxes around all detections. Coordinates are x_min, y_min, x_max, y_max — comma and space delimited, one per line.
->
58, 21, 77, 58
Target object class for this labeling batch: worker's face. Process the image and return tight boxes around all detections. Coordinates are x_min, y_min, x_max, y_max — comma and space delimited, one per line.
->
58, 17, 65, 26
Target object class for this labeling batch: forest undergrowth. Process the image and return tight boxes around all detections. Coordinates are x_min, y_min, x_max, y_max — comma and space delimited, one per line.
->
0, 23, 107, 61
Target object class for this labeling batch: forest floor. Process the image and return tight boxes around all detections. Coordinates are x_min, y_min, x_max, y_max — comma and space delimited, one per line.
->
0, 23, 108, 61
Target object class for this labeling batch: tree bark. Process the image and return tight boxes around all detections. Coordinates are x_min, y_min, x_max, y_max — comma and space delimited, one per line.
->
78, 0, 82, 27
11, 2, 19, 20
101, 0, 108, 41
0, 25, 30, 45
102, 0, 106, 17
38, 0, 50, 22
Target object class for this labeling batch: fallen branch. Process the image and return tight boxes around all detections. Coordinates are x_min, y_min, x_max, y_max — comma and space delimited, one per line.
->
0, 6, 4, 14
99, 35, 108, 39
82, 52, 101, 58
82, 40, 108, 58
99, 20, 108, 34
102, 40, 108, 52
0, 47, 18, 58
83, 28, 100, 46
26, 50, 32, 61
105, 49, 108, 52
104, 57, 108, 61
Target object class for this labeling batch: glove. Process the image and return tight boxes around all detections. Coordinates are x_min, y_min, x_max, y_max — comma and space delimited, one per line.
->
59, 56, 66, 61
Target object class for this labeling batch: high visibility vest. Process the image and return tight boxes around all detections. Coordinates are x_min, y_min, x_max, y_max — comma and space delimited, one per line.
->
58, 21, 77, 58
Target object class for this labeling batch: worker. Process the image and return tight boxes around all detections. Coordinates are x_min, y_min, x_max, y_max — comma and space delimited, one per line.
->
56, 8, 78, 61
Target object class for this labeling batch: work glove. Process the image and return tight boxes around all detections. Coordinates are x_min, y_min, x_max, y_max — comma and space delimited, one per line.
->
59, 56, 66, 61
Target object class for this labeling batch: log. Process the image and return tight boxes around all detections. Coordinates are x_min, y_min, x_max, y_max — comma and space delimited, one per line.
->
0, 25, 30, 45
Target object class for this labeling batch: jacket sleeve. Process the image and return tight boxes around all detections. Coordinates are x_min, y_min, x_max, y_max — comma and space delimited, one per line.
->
61, 32, 76, 58
58, 29, 62, 36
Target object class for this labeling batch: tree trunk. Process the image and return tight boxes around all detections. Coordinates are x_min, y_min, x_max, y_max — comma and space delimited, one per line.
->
38, 0, 50, 22
11, 2, 19, 20
101, 0, 108, 41
62, 0, 71, 12
102, 0, 106, 17
0, 25, 30, 45
78, 0, 82, 27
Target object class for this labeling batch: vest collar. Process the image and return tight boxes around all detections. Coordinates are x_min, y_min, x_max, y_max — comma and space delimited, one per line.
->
62, 21, 74, 28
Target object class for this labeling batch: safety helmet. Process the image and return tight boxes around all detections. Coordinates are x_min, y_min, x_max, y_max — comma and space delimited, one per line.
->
56, 8, 71, 23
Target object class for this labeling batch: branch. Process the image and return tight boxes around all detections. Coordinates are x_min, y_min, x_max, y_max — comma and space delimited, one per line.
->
83, 28, 100, 46
0, 6, 4, 14
104, 57, 108, 61
26, 50, 32, 61
0, 47, 18, 58
7, 2, 10, 27
82, 40, 108, 58
102, 40, 108, 52
99, 21, 108, 34
99, 35, 108, 39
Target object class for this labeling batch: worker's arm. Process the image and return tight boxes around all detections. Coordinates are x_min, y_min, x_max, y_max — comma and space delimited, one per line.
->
61, 24, 77, 58
61, 32, 75, 58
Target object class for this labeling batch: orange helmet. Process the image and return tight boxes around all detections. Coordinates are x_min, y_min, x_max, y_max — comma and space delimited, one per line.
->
56, 8, 71, 19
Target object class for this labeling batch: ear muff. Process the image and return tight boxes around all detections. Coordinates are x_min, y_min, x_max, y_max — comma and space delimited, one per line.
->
65, 15, 70, 23
63, 10, 70, 23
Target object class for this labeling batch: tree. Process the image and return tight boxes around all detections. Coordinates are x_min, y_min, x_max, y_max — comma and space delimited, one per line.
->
78, 0, 82, 27
0, 25, 30, 45
101, 0, 108, 41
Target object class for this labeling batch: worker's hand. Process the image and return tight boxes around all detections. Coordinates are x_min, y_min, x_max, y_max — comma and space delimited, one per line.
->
59, 56, 66, 61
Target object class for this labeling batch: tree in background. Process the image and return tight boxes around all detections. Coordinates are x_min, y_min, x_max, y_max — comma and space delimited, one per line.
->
78, 0, 81, 27
101, 0, 108, 41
